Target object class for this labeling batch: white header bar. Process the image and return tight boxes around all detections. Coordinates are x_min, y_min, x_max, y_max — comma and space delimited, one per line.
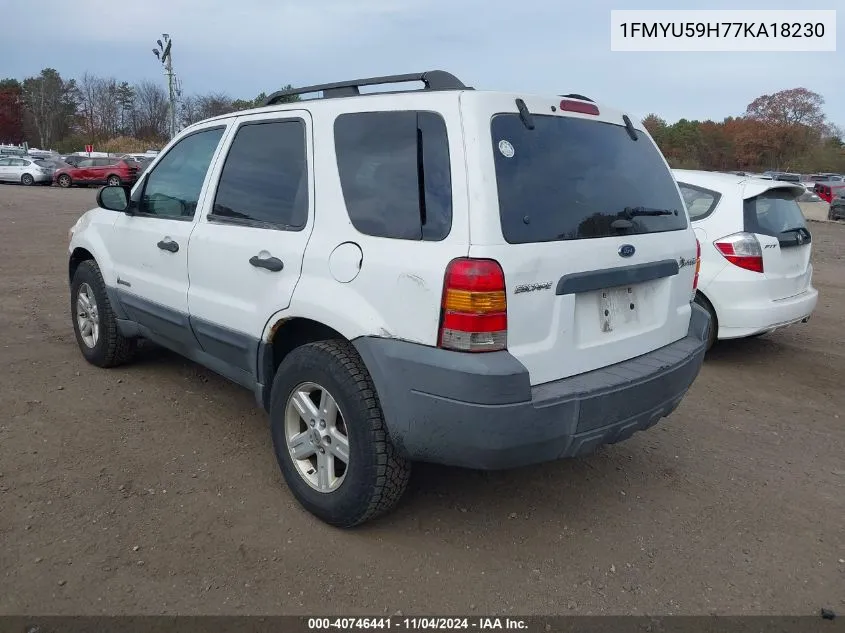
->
610, 10, 836, 52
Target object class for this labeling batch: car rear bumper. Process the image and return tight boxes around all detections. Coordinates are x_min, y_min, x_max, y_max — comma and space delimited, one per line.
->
353, 303, 710, 470
716, 286, 818, 339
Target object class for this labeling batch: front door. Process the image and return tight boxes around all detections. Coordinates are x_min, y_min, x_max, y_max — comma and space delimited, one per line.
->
187, 111, 314, 374
110, 122, 230, 346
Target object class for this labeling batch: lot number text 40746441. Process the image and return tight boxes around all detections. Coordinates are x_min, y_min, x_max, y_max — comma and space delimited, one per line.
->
307, 617, 529, 630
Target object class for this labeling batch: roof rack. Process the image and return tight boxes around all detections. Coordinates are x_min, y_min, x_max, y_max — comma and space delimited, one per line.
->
264, 70, 471, 105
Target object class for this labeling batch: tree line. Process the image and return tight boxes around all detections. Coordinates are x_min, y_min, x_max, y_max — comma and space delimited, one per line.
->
643, 88, 844, 174
0, 68, 298, 153
1, 69, 843, 173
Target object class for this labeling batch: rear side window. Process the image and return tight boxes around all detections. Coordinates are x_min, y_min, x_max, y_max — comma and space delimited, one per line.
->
212, 120, 309, 229
678, 182, 721, 221
491, 114, 687, 243
334, 111, 452, 241
744, 189, 809, 246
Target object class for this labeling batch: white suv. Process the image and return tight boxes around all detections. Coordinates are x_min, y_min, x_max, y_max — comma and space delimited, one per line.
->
67, 71, 710, 527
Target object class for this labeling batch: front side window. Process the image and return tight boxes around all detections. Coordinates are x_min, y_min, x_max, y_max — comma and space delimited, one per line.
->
77, 159, 95, 168
334, 111, 452, 241
491, 114, 688, 243
140, 127, 225, 219
0, 159, 11, 166
211, 120, 308, 229
678, 183, 721, 221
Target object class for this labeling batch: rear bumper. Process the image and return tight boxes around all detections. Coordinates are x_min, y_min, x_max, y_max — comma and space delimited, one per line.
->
353, 304, 710, 470
715, 286, 818, 339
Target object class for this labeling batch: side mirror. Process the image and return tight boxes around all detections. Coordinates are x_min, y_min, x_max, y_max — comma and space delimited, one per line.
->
97, 185, 131, 212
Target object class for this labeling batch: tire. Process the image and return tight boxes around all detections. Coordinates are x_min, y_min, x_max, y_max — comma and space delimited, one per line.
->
270, 340, 411, 528
107, 175, 121, 187
694, 292, 718, 351
21, 173, 34, 186
58, 174, 72, 188
70, 260, 136, 368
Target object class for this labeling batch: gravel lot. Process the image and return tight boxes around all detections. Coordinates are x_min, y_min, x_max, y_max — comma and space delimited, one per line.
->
1, 185, 844, 616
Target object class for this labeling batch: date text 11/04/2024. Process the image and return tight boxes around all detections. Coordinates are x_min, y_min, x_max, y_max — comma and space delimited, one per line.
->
308, 617, 530, 630
618, 21, 825, 38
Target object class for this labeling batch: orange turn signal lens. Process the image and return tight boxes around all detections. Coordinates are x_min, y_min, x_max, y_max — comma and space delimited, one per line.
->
443, 289, 507, 313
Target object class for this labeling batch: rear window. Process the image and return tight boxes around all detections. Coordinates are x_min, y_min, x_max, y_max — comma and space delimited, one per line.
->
744, 189, 808, 246
490, 114, 687, 243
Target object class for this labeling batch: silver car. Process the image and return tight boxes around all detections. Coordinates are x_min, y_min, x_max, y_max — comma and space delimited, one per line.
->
0, 156, 53, 185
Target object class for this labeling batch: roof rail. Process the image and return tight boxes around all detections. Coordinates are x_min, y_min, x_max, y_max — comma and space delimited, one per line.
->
264, 70, 470, 105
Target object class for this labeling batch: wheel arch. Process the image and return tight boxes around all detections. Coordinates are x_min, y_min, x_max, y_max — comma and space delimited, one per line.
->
257, 316, 348, 411
69, 247, 96, 285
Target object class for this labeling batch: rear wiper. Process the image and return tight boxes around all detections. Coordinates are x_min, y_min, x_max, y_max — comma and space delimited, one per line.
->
622, 206, 677, 218
779, 227, 806, 234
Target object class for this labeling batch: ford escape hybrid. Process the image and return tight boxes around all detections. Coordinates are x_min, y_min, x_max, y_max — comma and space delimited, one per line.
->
67, 71, 709, 527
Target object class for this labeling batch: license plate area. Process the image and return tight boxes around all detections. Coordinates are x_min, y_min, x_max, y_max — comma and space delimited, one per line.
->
599, 285, 640, 333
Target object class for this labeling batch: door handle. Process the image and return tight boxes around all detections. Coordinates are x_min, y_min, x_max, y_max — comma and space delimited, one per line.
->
157, 239, 179, 253
249, 255, 284, 272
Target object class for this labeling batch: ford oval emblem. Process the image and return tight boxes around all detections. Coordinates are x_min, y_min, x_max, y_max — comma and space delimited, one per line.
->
618, 244, 636, 258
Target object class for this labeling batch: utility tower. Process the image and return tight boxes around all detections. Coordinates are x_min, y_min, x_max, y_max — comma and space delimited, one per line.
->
152, 34, 181, 139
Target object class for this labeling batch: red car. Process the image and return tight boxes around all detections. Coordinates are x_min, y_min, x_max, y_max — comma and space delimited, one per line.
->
814, 182, 845, 204
54, 157, 140, 188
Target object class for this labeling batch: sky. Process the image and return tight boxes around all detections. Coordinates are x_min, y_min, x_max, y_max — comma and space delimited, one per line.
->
2, 0, 843, 128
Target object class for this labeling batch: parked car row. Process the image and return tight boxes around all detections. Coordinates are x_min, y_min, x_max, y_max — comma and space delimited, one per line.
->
0, 154, 153, 187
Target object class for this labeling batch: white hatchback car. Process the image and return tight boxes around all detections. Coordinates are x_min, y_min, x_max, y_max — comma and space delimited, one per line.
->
673, 170, 818, 349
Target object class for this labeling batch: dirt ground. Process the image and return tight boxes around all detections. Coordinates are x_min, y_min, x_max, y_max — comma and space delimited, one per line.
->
1, 185, 843, 617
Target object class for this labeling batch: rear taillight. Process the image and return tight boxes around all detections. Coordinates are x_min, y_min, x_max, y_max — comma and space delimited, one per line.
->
693, 239, 701, 290
714, 232, 764, 273
438, 258, 507, 352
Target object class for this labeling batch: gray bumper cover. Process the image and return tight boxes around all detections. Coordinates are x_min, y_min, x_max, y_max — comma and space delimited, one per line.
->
354, 304, 710, 470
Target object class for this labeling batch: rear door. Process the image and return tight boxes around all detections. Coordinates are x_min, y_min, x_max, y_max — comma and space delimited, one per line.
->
461, 93, 697, 386
91, 158, 111, 184
742, 183, 812, 301
186, 111, 314, 373
0, 158, 12, 181
10, 158, 27, 181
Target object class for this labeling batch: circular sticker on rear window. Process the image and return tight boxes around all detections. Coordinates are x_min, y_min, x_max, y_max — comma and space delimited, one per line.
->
498, 140, 515, 158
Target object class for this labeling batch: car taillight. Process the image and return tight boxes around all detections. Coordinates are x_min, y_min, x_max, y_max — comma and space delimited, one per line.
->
693, 238, 701, 290
438, 258, 507, 352
714, 232, 764, 273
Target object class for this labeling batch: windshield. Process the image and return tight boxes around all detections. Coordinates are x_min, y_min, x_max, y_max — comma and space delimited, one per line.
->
490, 113, 687, 243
